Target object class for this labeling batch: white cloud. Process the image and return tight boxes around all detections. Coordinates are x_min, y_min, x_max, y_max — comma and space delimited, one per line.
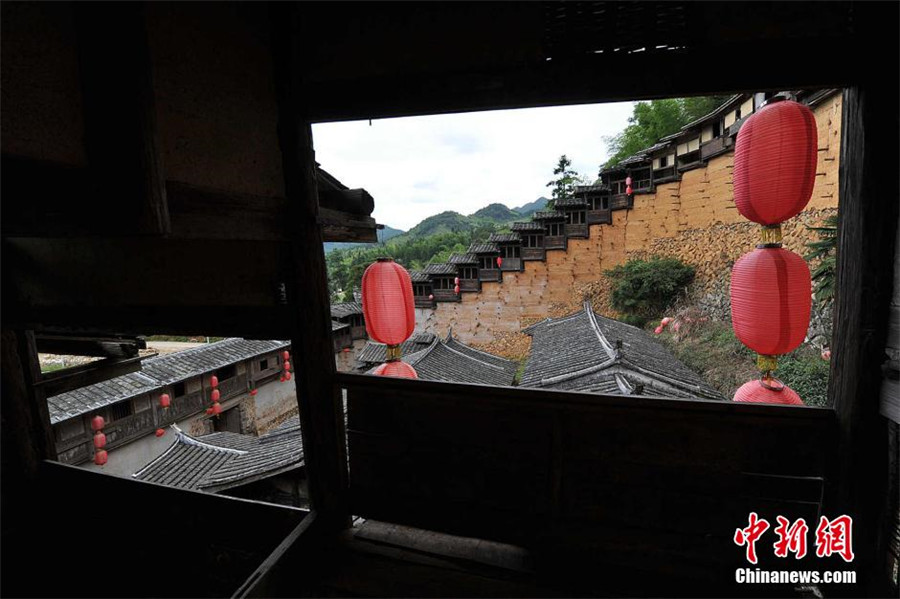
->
312, 102, 635, 231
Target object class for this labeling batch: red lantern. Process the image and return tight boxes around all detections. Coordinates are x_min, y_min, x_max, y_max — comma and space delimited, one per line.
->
342, 348, 350, 353
626, 185, 633, 195
283, 360, 291, 372
94, 450, 108, 466
625, 176, 632, 186
361, 258, 416, 346
454, 276, 460, 285
155, 428, 165, 437
250, 388, 259, 396
93, 432, 107, 449
497, 257, 503, 268
91, 415, 105, 432
283, 350, 290, 361
210, 375, 219, 388
285, 372, 292, 381
731, 248, 811, 356
210, 389, 221, 402
159, 393, 170, 409
212, 403, 222, 416
822, 349, 831, 361
428, 294, 434, 301
454, 284, 460, 294
206, 407, 214, 415
373, 361, 418, 379
733, 100, 818, 225
280, 375, 286, 383
733, 379, 804, 405
654, 326, 663, 335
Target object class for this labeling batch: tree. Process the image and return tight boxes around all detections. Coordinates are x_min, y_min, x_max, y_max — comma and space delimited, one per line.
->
804, 213, 839, 309
603, 96, 730, 170
546, 154, 583, 209
604, 257, 695, 326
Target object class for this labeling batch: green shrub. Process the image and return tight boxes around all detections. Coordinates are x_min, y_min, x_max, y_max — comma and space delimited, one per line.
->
777, 350, 831, 407
605, 257, 695, 321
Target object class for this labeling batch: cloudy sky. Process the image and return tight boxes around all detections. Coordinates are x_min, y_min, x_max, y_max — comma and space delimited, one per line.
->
312, 102, 635, 231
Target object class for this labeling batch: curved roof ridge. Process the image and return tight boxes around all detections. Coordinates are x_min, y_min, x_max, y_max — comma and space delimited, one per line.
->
404, 336, 441, 366
584, 300, 616, 359
445, 336, 515, 366
438, 339, 506, 371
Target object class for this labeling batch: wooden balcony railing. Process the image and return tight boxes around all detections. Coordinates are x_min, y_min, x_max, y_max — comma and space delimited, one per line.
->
478, 268, 502, 282
337, 372, 836, 594
459, 279, 481, 292
565, 223, 589, 238
521, 247, 545, 261
652, 166, 677, 183
432, 289, 460, 302
700, 136, 732, 160
587, 209, 612, 225
544, 235, 566, 250
499, 257, 522, 271
414, 296, 436, 308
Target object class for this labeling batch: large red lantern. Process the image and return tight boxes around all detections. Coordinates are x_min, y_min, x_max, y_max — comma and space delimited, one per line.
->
93, 432, 107, 449
159, 393, 170, 409
91, 415, 105, 432
361, 258, 415, 346
733, 100, 818, 225
733, 379, 804, 405
731, 247, 811, 356
210, 375, 219, 388
210, 389, 221, 402
372, 361, 418, 379
94, 450, 108, 466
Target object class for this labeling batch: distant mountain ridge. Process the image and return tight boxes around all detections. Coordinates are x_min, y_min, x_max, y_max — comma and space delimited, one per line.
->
323, 224, 404, 254
512, 196, 549, 217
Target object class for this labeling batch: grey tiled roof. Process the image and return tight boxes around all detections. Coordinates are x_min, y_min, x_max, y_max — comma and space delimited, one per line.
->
468, 242, 499, 254
330, 302, 363, 319
619, 153, 650, 167
409, 271, 431, 283
488, 233, 521, 243
554, 197, 587, 208
356, 333, 436, 367
402, 336, 517, 386
511, 221, 544, 232
533, 211, 564, 220
448, 253, 477, 264
133, 418, 303, 491
47, 338, 290, 425
332, 320, 350, 332
574, 184, 610, 193
423, 263, 457, 275
520, 303, 723, 400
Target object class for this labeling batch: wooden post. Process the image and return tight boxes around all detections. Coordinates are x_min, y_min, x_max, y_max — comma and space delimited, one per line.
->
827, 83, 898, 595
269, 3, 349, 532
0, 331, 57, 494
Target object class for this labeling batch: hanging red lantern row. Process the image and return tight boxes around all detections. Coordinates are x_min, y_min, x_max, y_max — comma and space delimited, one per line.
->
361, 258, 418, 379
625, 175, 633, 196
281, 350, 292, 383
730, 99, 816, 406
91, 415, 107, 466
209, 373, 221, 416
159, 393, 170, 410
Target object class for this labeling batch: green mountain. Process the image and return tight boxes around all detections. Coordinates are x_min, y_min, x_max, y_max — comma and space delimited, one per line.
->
512, 196, 549, 217
471, 203, 519, 222
323, 225, 404, 254
401, 211, 474, 239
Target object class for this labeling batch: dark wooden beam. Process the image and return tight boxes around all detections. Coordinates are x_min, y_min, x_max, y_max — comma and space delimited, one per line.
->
34, 334, 146, 358
270, 2, 350, 532
0, 330, 57, 492
826, 5, 899, 593
35, 354, 150, 398
73, 2, 169, 235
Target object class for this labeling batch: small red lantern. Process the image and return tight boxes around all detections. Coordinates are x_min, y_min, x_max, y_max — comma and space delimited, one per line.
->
94, 450, 108, 466
733, 100, 817, 225
210, 389, 221, 402
454, 284, 460, 294
155, 428, 165, 437
731, 247, 811, 356
93, 432, 107, 449
91, 415, 105, 432
159, 393, 170, 409
342, 347, 351, 353
212, 403, 222, 416
283, 360, 291, 372
625, 176, 633, 186
285, 372, 292, 381
280, 375, 286, 383
733, 379, 804, 405
210, 375, 219, 388
626, 185, 633, 195
206, 407, 214, 415
454, 276, 460, 285
250, 388, 259, 396
372, 361, 418, 379
428, 294, 434, 301
654, 326, 663, 335
283, 350, 290, 361
361, 258, 416, 346
497, 257, 503, 268
822, 349, 831, 361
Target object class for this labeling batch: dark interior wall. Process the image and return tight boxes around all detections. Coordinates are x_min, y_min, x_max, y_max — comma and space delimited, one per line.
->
147, 3, 285, 198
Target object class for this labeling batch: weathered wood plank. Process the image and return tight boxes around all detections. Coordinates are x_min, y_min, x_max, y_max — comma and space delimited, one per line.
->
36, 354, 148, 398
